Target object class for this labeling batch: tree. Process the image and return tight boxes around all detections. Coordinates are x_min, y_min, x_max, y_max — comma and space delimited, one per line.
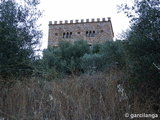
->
58, 40, 90, 74
99, 41, 126, 69
0, 0, 42, 76
120, 0, 160, 91
40, 40, 90, 79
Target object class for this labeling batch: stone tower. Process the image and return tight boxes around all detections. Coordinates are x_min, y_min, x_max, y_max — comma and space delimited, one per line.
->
48, 17, 114, 47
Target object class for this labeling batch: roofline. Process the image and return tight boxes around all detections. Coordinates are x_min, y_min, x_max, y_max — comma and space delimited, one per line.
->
49, 17, 112, 25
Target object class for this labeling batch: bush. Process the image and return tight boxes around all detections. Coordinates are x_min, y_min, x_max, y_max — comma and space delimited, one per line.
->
81, 53, 104, 73
0, 0, 42, 77
39, 40, 127, 79
39, 40, 90, 79
99, 41, 126, 68
121, 0, 160, 92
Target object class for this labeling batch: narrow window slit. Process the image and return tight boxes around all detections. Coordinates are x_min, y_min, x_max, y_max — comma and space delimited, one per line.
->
70, 32, 72, 38
63, 33, 65, 38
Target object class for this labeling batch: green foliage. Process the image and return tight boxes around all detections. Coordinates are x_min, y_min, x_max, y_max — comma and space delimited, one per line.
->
58, 40, 90, 60
58, 40, 90, 74
121, 0, 160, 90
99, 41, 126, 68
41, 47, 67, 79
81, 41, 126, 73
92, 43, 101, 53
0, 0, 42, 77
40, 40, 90, 79
40, 40, 126, 79
81, 53, 104, 73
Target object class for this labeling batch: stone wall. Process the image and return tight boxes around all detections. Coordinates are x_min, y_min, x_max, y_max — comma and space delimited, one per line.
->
48, 18, 114, 46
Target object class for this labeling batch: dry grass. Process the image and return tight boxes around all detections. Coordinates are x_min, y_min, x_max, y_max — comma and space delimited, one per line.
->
0, 69, 159, 120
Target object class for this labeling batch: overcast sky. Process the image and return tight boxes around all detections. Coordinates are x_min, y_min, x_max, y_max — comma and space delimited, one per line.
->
38, 0, 133, 49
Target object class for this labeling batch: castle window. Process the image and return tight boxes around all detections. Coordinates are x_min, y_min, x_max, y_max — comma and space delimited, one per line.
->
92, 31, 95, 37
66, 32, 69, 38
63, 33, 66, 38
89, 31, 92, 37
70, 32, 72, 38
63, 32, 72, 38
86, 31, 88, 37
77, 32, 81, 34
55, 33, 58, 36
86, 31, 96, 37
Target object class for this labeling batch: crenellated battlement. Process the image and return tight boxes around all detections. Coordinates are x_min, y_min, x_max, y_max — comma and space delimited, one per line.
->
49, 17, 111, 25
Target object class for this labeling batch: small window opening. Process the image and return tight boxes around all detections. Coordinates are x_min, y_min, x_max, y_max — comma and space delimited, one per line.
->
92, 31, 95, 37
77, 32, 81, 34
89, 31, 92, 37
70, 32, 72, 38
86, 31, 88, 37
55, 33, 58, 36
66, 32, 69, 38
63, 33, 65, 39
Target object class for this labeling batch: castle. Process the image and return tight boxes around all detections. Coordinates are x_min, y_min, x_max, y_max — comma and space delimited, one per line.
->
48, 17, 114, 47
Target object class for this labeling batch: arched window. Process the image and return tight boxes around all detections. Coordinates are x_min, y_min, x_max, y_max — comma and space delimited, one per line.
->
86, 31, 88, 37
93, 31, 95, 37
89, 31, 92, 37
86, 31, 96, 37
63, 33, 65, 39
66, 32, 69, 38
77, 32, 81, 34
70, 32, 72, 38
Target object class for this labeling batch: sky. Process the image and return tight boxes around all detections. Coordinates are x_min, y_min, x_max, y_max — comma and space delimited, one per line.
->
37, 0, 133, 49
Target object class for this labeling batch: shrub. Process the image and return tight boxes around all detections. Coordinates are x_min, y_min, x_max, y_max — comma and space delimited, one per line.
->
81, 53, 104, 73
121, 0, 160, 92
99, 41, 126, 68
0, 0, 42, 77
40, 40, 90, 79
